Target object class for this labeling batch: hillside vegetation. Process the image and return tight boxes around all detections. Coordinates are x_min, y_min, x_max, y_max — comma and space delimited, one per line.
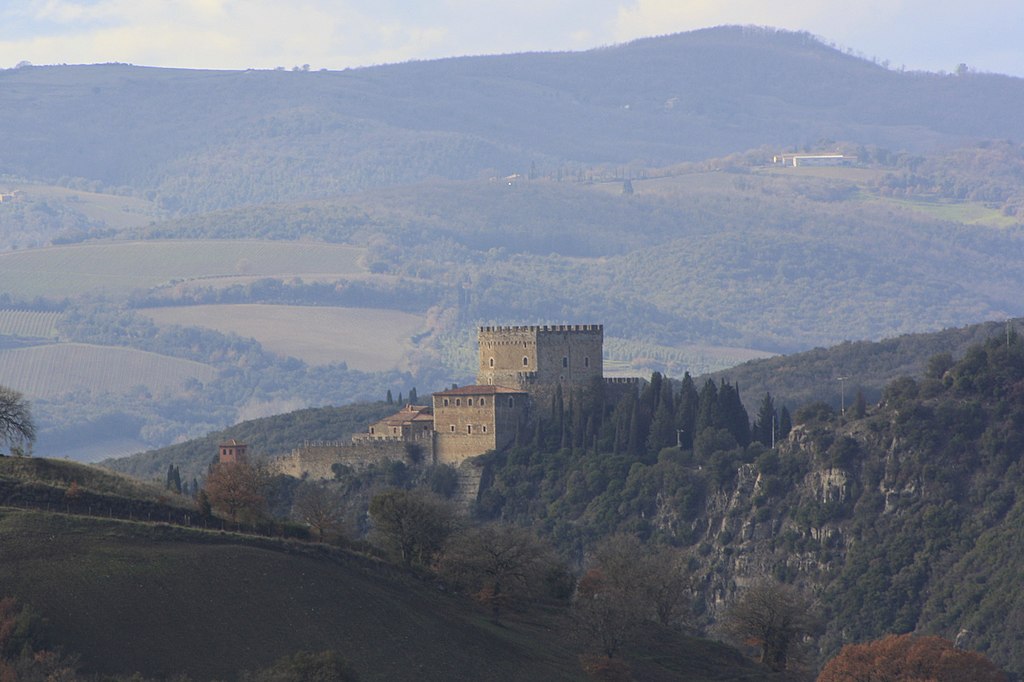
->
457, 330, 1024, 675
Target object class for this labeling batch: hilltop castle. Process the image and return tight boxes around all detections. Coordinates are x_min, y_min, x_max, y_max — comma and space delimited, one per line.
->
271, 324, 638, 479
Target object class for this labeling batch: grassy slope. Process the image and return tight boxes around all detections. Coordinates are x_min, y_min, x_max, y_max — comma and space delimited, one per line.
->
139, 304, 426, 370
0, 508, 774, 681
0, 240, 366, 299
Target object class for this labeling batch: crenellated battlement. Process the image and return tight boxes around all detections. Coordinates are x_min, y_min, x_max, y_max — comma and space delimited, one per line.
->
479, 324, 603, 333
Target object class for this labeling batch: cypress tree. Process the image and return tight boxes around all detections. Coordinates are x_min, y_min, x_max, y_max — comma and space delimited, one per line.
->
386, 389, 393, 404
754, 392, 777, 447
696, 379, 719, 434
676, 372, 698, 450
779, 406, 793, 439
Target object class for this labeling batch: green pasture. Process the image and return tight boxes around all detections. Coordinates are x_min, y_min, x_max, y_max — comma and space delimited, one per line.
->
0, 309, 61, 338
0, 240, 367, 299
867, 195, 1019, 227
0, 342, 218, 398
141, 304, 425, 370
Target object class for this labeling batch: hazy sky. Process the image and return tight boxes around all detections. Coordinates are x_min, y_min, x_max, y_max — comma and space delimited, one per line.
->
0, 1, 1021, 78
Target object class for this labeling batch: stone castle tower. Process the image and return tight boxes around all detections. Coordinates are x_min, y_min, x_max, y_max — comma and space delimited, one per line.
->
477, 324, 604, 407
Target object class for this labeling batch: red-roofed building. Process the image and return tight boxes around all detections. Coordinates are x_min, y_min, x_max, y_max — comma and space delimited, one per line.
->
218, 439, 247, 464
353, 404, 434, 444
432, 385, 528, 464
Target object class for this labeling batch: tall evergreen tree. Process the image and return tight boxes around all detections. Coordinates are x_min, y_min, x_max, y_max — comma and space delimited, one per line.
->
853, 390, 867, 419
647, 399, 676, 453
717, 381, 750, 447
696, 379, 719, 435
386, 389, 394, 404
779, 406, 793, 439
753, 392, 777, 447
675, 372, 698, 450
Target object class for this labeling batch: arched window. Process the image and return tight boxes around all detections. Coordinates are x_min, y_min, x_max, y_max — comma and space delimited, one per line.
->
467, 425, 473, 434
482, 425, 488, 433
443, 398, 449, 407
584, 357, 590, 368
562, 356, 568, 368
523, 356, 529, 366
450, 425, 455, 432
508, 397, 515, 408
489, 358, 494, 367
467, 398, 473, 407
480, 397, 487, 406
456, 398, 461, 407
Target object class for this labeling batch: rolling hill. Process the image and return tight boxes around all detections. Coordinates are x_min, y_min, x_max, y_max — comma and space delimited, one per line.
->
0, 456, 774, 681
3, 27, 1024, 460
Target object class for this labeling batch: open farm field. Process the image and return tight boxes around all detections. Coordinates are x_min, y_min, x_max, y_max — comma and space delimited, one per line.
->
0, 182, 161, 229
0, 342, 217, 398
604, 336, 775, 377
756, 165, 887, 182
140, 304, 425, 370
0, 308, 61, 338
0, 240, 367, 299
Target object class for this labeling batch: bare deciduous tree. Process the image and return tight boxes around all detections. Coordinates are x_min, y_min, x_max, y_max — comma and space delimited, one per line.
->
0, 386, 35, 453
203, 460, 267, 523
721, 578, 820, 672
292, 481, 346, 542
440, 523, 560, 622
573, 534, 694, 660
368, 488, 459, 568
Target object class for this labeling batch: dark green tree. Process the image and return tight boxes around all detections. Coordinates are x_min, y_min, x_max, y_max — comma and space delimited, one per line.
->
675, 372, 698, 450
778, 405, 793, 439
753, 393, 777, 447
695, 379, 719, 434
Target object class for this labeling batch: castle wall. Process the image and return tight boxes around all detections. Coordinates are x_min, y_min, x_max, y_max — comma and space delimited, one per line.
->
270, 440, 414, 480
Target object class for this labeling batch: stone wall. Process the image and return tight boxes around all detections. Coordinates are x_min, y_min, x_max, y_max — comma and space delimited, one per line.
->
270, 440, 414, 480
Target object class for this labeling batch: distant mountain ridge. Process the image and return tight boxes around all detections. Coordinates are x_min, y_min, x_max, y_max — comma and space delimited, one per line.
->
2, 26, 1023, 212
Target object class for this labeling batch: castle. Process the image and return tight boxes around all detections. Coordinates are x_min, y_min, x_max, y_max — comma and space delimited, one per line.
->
271, 324, 638, 479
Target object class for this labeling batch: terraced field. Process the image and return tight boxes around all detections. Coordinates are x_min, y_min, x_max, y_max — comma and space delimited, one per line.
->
141, 304, 424, 370
0, 309, 61, 338
0, 343, 218, 398
0, 240, 367, 298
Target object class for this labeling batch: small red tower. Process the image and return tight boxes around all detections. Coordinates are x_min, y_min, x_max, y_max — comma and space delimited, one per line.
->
218, 439, 248, 465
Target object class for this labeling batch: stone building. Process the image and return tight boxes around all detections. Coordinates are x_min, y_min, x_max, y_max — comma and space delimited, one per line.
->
477, 324, 604, 408
431, 385, 528, 465
353, 404, 434, 444
272, 322, 638, 479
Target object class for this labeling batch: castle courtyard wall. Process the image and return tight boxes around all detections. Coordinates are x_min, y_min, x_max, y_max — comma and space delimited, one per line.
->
270, 440, 414, 480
